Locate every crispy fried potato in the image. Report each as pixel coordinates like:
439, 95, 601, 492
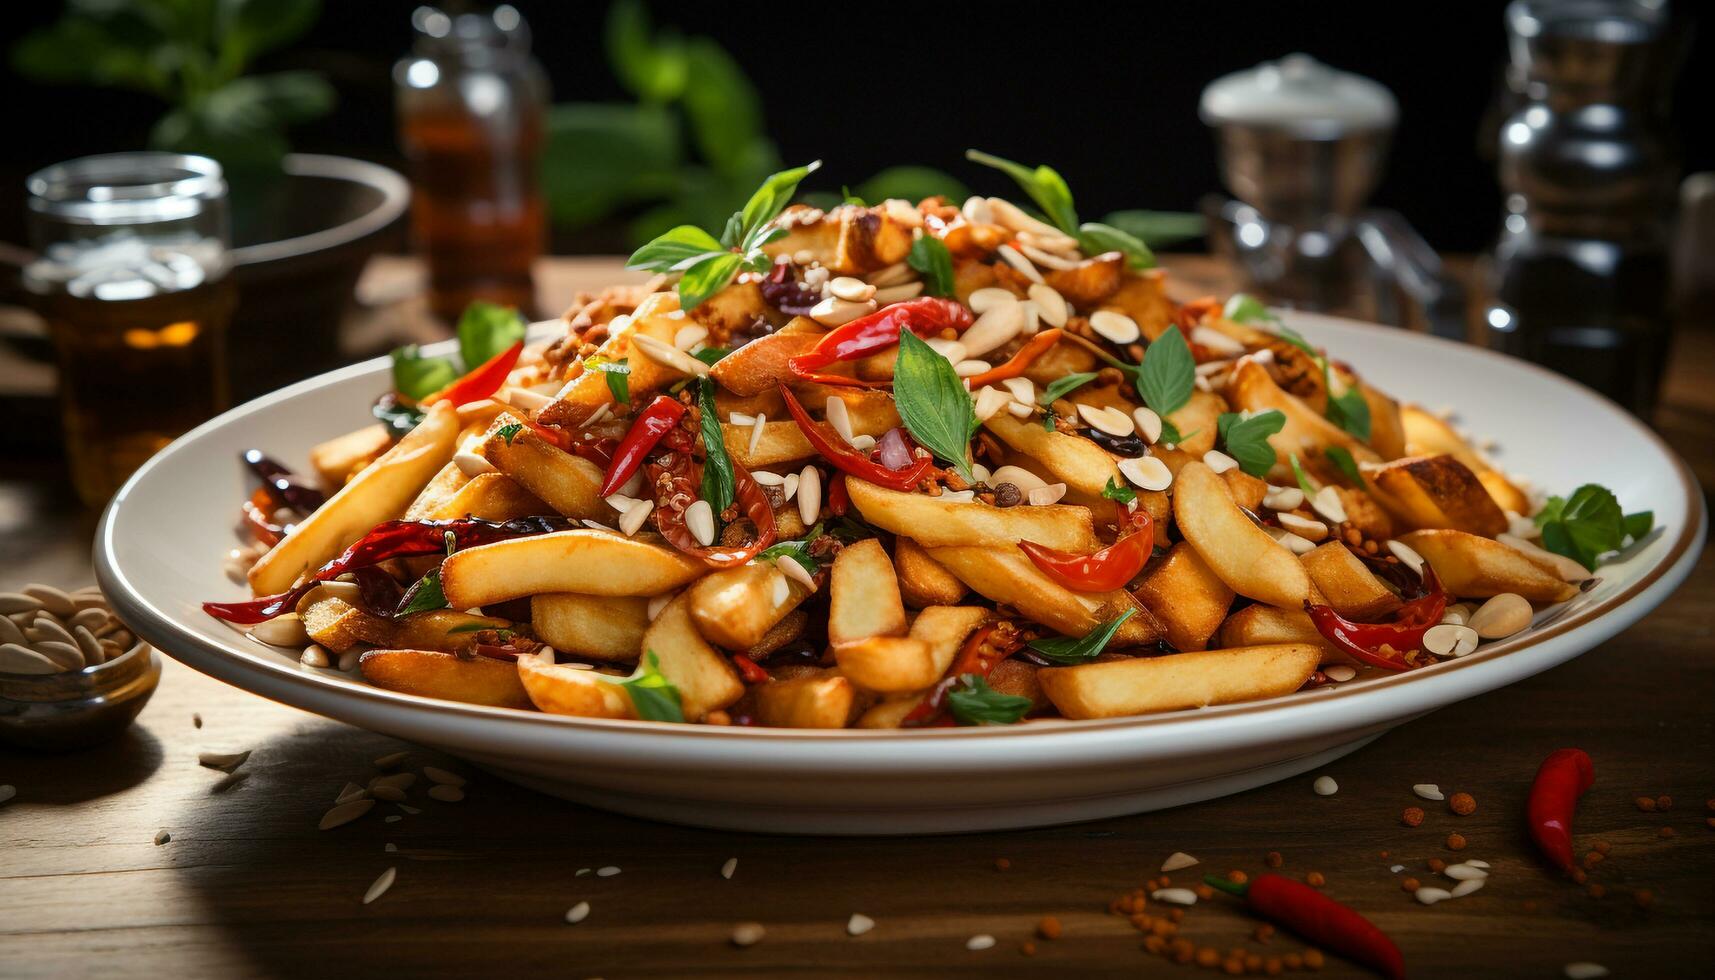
1019, 338, 1101, 386
709, 327, 825, 397
425, 472, 548, 522
908, 605, 994, 677
1367, 455, 1508, 536
1397, 529, 1578, 603
745, 609, 809, 660
893, 537, 967, 607
1336, 485, 1394, 541
359, 649, 532, 708
1103, 269, 1174, 340
1301, 542, 1403, 620
986, 658, 1050, 713
532, 593, 649, 662
689, 562, 813, 650
1359, 381, 1407, 460
516, 654, 634, 718
1400, 405, 1530, 514
981, 412, 1121, 497
835, 636, 939, 693
828, 539, 908, 646
642, 594, 744, 720
1174, 461, 1314, 609
1216, 605, 1345, 664
855, 694, 923, 729
1039, 644, 1321, 719
404, 461, 473, 521
1225, 359, 1380, 481
1133, 542, 1235, 652
847, 478, 1097, 552
309, 423, 393, 488
299, 595, 392, 653
1222, 467, 1269, 513
1166, 388, 1225, 457
537, 293, 686, 422
752, 672, 855, 728
689, 279, 775, 337
1046, 252, 1125, 308
388, 609, 511, 653
440, 530, 706, 607
250, 402, 458, 595
926, 545, 1161, 647
475, 412, 607, 520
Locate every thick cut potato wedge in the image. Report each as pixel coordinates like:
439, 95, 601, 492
708, 327, 825, 396
299, 595, 392, 653
1133, 542, 1235, 652
440, 530, 706, 607
1337, 485, 1395, 541
981, 412, 1120, 497
516, 654, 634, 718
642, 594, 744, 720
1400, 405, 1530, 515
1366, 455, 1508, 536
1217, 605, 1345, 664
752, 672, 855, 728
1165, 388, 1225, 458
1397, 529, 1578, 603
1222, 468, 1269, 513
1359, 382, 1408, 461
828, 539, 908, 646
250, 402, 458, 595
761, 203, 914, 274
404, 461, 473, 521
1173, 461, 1314, 609
745, 609, 808, 660
532, 593, 649, 662
388, 609, 511, 653
1039, 644, 1321, 719
361, 649, 532, 709
1301, 542, 1402, 620
476, 412, 607, 520
835, 636, 939, 694
688, 279, 775, 338
424, 472, 548, 522
908, 605, 994, 679
855, 694, 923, 729
1225, 359, 1380, 482
309, 423, 394, 488
893, 537, 967, 607
926, 545, 1161, 647
1046, 252, 1125, 307
689, 562, 812, 650
1105, 270, 1175, 341
537, 292, 685, 423
847, 478, 1097, 553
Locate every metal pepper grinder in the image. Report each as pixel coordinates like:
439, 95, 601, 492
1200, 55, 1465, 337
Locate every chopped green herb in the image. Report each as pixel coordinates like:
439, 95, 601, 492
615, 651, 684, 722
1027, 610, 1135, 665
698, 378, 735, 516
390, 345, 459, 402
676, 252, 745, 314
372, 399, 425, 438
1217, 410, 1287, 479
1041, 371, 1099, 406
893, 329, 978, 482
496, 423, 523, 446
692, 346, 730, 366
945, 673, 1033, 726
965, 149, 1077, 233
1135, 325, 1195, 418
396, 568, 448, 617
1534, 484, 1650, 571
1325, 445, 1366, 487
1324, 382, 1372, 442
586, 355, 632, 405
907, 234, 955, 297
758, 534, 820, 577
456, 300, 527, 370
1223, 293, 1275, 325
1102, 477, 1137, 505
1289, 453, 1319, 498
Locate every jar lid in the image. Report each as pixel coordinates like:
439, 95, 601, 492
1200, 54, 1398, 136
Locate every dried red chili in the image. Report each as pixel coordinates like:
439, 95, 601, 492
961, 329, 1063, 388
1528, 748, 1594, 874
645, 453, 778, 567
598, 394, 686, 498
731, 654, 770, 685
1019, 507, 1154, 593
826, 472, 850, 516
778, 384, 932, 491
424, 339, 525, 407
786, 297, 972, 386
243, 450, 325, 513
1204, 874, 1403, 980
1305, 565, 1451, 671
902, 622, 1024, 727
240, 487, 286, 546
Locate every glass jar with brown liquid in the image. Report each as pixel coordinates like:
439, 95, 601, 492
23, 153, 235, 507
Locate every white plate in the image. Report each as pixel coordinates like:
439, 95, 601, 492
95, 312, 1705, 835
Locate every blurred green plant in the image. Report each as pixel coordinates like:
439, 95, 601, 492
12, 0, 334, 174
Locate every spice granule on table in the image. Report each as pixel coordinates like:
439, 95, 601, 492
1449, 792, 1477, 816
1402, 807, 1425, 827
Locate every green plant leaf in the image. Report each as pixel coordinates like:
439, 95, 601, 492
391, 345, 459, 401
698, 378, 735, 515
615, 651, 685, 722
372, 398, 424, 438
627, 224, 725, 272
1289, 453, 1319, 498
456, 300, 527, 370
10, 15, 169, 93
945, 674, 1033, 725
544, 102, 682, 228
1101, 477, 1137, 505
1028, 610, 1136, 665
1534, 484, 1629, 570
678, 252, 744, 313
759, 535, 821, 577
964, 149, 1077, 233
906, 235, 955, 298
1217, 410, 1287, 478
682, 37, 772, 179
893, 329, 978, 482
585, 355, 631, 405
1623, 511, 1654, 540
1135, 325, 1195, 416
693, 346, 731, 366
1325, 446, 1366, 487
1041, 371, 1099, 406
1077, 222, 1156, 270
218, 0, 321, 67
603, 0, 687, 102
1101, 210, 1206, 248
396, 568, 448, 616
736, 161, 821, 249
854, 165, 968, 207
1224, 293, 1275, 325
1325, 385, 1372, 442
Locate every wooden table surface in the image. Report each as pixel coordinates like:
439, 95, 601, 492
2, 256, 1711, 979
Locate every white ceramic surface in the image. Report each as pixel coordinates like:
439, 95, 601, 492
95, 312, 1705, 835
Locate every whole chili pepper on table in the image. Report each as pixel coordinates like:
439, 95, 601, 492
1527, 748, 1595, 873
598, 394, 687, 497
1305, 565, 1452, 671
778, 384, 933, 491
786, 297, 973, 386
1204, 874, 1405, 980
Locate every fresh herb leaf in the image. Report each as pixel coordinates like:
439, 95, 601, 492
456, 300, 528, 370
390, 345, 459, 402
1623, 511, 1654, 541
396, 568, 448, 617
1289, 453, 1319, 498
1028, 609, 1136, 665
737, 161, 821, 249
1041, 408, 1056, 431
615, 651, 684, 722
1102, 477, 1137, 505
1273, 323, 1320, 358
692, 346, 730, 366
893, 329, 978, 482
625, 224, 724, 272
1101, 210, 1207, 248
841, 184, 865, 206
1217, 410, 1286, 478
372, 398, 425, 438
945, 673, 1033, 726
1157, 416, 1185, 446
964, 149, 1078, 233
496, 423, 523, 446
1077, 221, 1155, 270
1325, 383, 1372, 442
1041, 371, 1099, 406
1534, 484, 1632, 570
698, 377, 735, 515
585, 355, 631, 405
445, 622, 492, 635
1135, 325, 1195, 417
1223, 293, 1275, 324
907, 235, 955, 297
677, 251, 745, 313
1325, 445, 1366, 487
759, 538, 819, 577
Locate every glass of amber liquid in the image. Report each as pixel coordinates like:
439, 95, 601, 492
23, 153, 235, 507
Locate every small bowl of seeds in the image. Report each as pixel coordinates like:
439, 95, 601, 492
0, 583, 160, 751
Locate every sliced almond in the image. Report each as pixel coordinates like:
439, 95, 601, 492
1310, 486, 1348, 525
973, 386, 1011, 422
1028, 283, 1069, 327
1468, 593, 1531, 639
966, 287, 1018, 314
1027, 483, 1068, 506
1276, 513, 1329, 542
1386, 539, 1425, 575
872, 281, 925, 305
990, 465, 1048, 494
1119, 456, 1172, 492
829, 277, 876, 303
673, 324, 709, 351
954, 359, 992, 377
1076, 403, 1135, 437
619, 499, 654, 537
1088, 310, 1141, 345
1263, 486, 1306, 512
960, 303, 1025, 358
995, 244, 1044, 284
1202, 450, 1239, 474
631, 333, 712, 378
1423, 623, 1479, 658
1000, 377, 1035, 405
1191, 326, 1246, 356
1133, 407, 1163, 444
685, 500, 717, 547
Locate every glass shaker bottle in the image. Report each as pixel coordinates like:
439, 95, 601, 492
395, 4, 548, 322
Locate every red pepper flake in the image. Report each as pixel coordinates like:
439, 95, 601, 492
1446, 833, 1468, 851
1449, 792, 1477, 816
1226, 870, 1249, 885
1427, 858, 1447, 874
1401, 807, 1425, 827
1195, 947, 1220, 968
1571, 867, 1588, 884
1636, 795, 1658, 811
1401, 877, 1421, 892
1658, 826, 1676, 838
1265, 851, 1284, 868
1036, 916, 1062, 940
1583, 851, 1605, 869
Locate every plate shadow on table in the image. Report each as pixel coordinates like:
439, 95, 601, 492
0, 727, 162, 805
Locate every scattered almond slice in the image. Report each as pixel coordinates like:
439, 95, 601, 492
1160, 852, 1199, 873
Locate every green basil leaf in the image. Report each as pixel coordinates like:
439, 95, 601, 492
396, 568, 449, 617
841, 184, 866, 206
587, 356, 632, 405
1218, 410, 1286, 478
945, 673, 1033, 726
1077, 221, 1155, 269
1041, 371, 1099, 406
698, 377, 735, 515
456, 300, 527, 370
893, 329, 977, 482
1325, 385, 1372, 442
964, 149, 1078, 234
693, 346, 731, 366
1157, 417, 1184, 447
1028, 609, 1136, 665
390, 345, 460, 401
738, 161, 821, 249
626, 224, 725, 272
445, 622, 493, 635
496, 423, 523, 446
1535, 484, 1631, 571
1623, 511, 1654, 541
907, 235, 955, 298
1223, 294, 1276, 325
372, 398, 425, 438
1325, 445, 1366, 487
1135, 325, 1195, 417
615, 651, 685, 722
1289, 453, 1319, 498
1100, 210, 1206, 248
677, 252, 744, 313
1041, 408, 1056, 431
1102, 477, 1137, 505
603, 0, 688, 102
758, 539, 819, 577
1272, 324, 1321, 358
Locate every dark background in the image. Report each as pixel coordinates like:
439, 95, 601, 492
1, 1, 1709, 253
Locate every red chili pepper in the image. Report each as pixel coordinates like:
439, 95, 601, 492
424, 339, 525, 407
827, 472, 849, 516
778, 384, 932, 491
1205, 874, 1404, 980
731, 654, 771, 685
1305, 565, 1450, 671
645, 453, 778, 567
241, 487, 286, 546
1019, 508, 1154, 593
1528, 748, 1594, 873
598, 395, 686, 498
961, 329, 1063, 388
786, 297, 973, 385
903, 622, 1024, 727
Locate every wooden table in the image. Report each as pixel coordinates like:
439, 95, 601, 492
2, 257, 1711, 979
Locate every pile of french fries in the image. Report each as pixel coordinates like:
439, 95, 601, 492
221, 187, 1597, 730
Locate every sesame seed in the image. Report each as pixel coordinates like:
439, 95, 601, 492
720, 857, 737, 880
198, 750, 250, 772
731, 922, 766, 947
1450, 878, 1486, 897
1312, 775, 1338, 796
384, 815, 402, 824
847, 913, 875, 936
1413, 784, 1446, 801
335, 782, 368, 805
596, 866, 621, 877
362, 867, 397, 905
422, 766, 465, 787
1414, 886, 1453, 905
320, 799, 375, 830
965, 934, 997, 951
1161, 852, 1199, 873
1390, 865, 1405, 873
153, 829, 171, 846
565, 901, 591, 924
576, 868, 591, 876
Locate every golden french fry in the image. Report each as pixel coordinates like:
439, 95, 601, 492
846, 478, 1097, 552
1300, 542, 1402, 620
925, 545, 1161, 647
642, 594, 744, 720
893, 537, 967, 608
752, 672, 855, 728
908, 605, 994, 678
404, 461, 473, 521
688, 562, 812, 650
835, 636, 940, 694
687, 279, 775, 337
532, 593, 649, 662
1045, 252, 1125, 307
388, 609, 511, 653
1400, 405, 1531, 515
709, 325, 826, 397
1217, 605, 1345, 664
476, 412, 607, 520
981, 412, 1121, 497
828, 538, 908, 647
309, 423, 393, 488
1165, 388, 1224, 458
1039, 644, 1321, 719
1397, 529, 1578, 603
299, 595, 392, 653
1367, 454, 1508, 536
516, 654, 634, 718
1173, 460, 1314, 609
1133, 542, 1234, 652
425, 473, 548, 522
760, 203, 914, 274
250, 402, 458, 595
360, 648, 532, 709
440, 530, 706, 607
855, 694, 921, 729
1103, 270, 1176, 342
537, 292, 686, 422
1225, 359, 1380, 481
1222, 467, 1269, 513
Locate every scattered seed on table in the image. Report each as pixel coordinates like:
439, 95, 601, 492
362, 867, 396, 905
1447, 833, 1468, 851
1658, 826, 1676, 838
335, 782, 368, 804
1656, 795, 1673, 810
320, 799, 375, 830
1564, 963, 1610, 979
1587, 883, 1606, 899
370, 785, 407, 803
384, 815, 402, 824
1401, 877, 1421, 892
596, 866, 620, 877
373, 751, 408, 770
576, 868, 591, 877
397, 804, 421, 815
720, 857, 737, 880
384, 843, 397, 853
192, 714, 202, 729
1037, 915, 1062, 940
994, 857, 1011, 870
427, 784, 464, 803
1305, 871, 1325, 888
153, 829, 170, 846
0, 785, 14, 805
1265, 851, 1284, 868
1390, 864, 1405, 873
1446, 864, 1488, 881
1413, 783, 1445, 801
1402, 807, 1426, 827
1152, 888, 1198, 906
1427, 858, 1447, 874
1450, 878, 1485, 898
423, 766, 465, 787
1415, 886, 1453, 905
1635, 796, 1657, 811
198, 750, 250, 771
1466, 859, 1490, 868
731, 922, 765, 947
1312, 776, 1338, 796
565, 901, 590, 924
1634, 889, 1654, 908
1449, 792, 1477, 815
965, 934, 996, 951
1161, 851, 1198, 872
847, 913, 875, 936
